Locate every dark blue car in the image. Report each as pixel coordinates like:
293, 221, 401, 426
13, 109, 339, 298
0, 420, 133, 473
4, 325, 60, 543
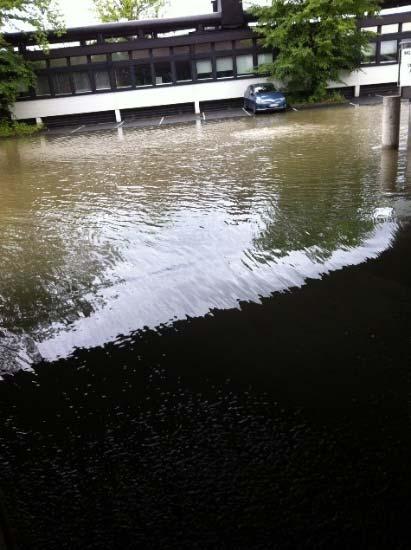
244, 83, 287, 114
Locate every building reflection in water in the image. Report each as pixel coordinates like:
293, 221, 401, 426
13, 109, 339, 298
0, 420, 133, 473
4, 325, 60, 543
0, 105, 409, 366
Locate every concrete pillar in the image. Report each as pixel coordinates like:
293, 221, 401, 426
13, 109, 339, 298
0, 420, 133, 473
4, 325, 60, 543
35, 117, 43, 127
382, 96, 401, 150
354, 85, 361, 98
194, 100, 201, 115
380, 149, 398, 192
115, 109, 122, 123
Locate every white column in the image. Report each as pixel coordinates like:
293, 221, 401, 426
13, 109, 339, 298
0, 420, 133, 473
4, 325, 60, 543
36, 117, 43, 126
354, 85, 361, 98
115, 109, 122, 123
194, 100, 201, 115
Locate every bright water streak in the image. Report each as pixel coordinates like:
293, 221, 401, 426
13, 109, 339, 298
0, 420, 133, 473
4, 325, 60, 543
0, 105, 410, 367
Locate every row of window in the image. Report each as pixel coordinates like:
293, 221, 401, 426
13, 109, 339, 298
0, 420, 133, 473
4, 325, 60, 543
23, 18, 410, 52
362, 39, 398, 64
29, 39, 259, 70
27, 21, 411, 72
361, 22, 411, 35
25, 53, 273, 98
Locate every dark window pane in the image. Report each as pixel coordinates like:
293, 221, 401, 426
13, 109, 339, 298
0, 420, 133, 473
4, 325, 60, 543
215, 41, 232, 51
380, 40, 397, 63
134, 64, 152, 86
49, 58, 67, 67
362, 43, 376, 64
31, 60, 47, 70
73, 72, 92, 93
154, 62, 172, 84
195, 43, 211, 54
216, 57, 233, 78
35, 75, 51, 96
153, 47, 170, 57
71, 56, 88, 66
52, 73, 72, 95
91, 54, 107, 63
112, 51, 129, 61
196, 59, 212, 79
235, 39, 253, 49
17, 81, 31, 98
132, 49, 150, 59
236, 54, 254, 75
174, 46, 190, 55
115, 66, 132, 87
175, 60, 192, 81
95, 70, 111, 90
258, 53, 273, 66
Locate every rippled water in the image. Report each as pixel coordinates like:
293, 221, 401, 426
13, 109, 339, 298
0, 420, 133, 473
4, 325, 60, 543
1, 105, 410, 370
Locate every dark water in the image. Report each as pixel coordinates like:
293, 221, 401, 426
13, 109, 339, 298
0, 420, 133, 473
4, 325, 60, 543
1, 106, 411, 548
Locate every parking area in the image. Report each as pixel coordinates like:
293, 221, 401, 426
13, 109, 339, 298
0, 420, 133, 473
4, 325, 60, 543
43, 107, 262, 135
40, 97, 387, 136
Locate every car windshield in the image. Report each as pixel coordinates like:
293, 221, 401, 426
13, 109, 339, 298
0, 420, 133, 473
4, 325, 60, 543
254, 85, 277, 94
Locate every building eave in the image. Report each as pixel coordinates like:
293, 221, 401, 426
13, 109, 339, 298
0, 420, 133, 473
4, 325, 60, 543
4, 12, 224, 46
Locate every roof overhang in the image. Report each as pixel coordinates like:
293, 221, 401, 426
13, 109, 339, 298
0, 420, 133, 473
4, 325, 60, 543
4, 12, 223, 46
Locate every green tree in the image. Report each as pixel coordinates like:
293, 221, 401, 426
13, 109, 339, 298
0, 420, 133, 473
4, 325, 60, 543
0, 0, 63, 119
251, 0, 381, 101
93, 0, 166, 22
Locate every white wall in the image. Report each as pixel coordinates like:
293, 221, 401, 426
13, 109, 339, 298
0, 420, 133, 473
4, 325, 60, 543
329, 64, 399, 89
12, 77, 267, 120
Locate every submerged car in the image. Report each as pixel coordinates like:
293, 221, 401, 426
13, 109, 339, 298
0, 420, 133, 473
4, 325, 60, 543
244, 84, 287, 114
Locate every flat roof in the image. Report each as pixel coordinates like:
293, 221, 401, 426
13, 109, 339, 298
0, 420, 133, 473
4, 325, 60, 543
4, 12, 225, 45
4, 0, 411, 46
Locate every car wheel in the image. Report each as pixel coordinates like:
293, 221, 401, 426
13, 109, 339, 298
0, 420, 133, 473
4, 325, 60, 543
252, 104, 257, 115
243, 99, 248, 110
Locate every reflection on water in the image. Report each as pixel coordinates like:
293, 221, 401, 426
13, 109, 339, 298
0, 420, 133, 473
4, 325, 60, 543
0, 105, 410, 369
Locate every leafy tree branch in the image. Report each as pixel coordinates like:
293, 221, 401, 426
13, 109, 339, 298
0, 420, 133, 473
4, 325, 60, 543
93, 0, 166, 22
250, 0, 381, 101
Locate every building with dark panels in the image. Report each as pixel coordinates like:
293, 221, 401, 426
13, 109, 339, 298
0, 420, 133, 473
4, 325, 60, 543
5, 0, 411, 125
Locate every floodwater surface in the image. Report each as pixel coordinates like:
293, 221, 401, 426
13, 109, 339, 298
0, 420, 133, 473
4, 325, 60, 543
1, 105, 411, 549
0, 105, 410, 370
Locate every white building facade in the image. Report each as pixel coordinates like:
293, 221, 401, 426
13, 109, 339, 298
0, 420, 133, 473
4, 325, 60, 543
5, 0, 411, 126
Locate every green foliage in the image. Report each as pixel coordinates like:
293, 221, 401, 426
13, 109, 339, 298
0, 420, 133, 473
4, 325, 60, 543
287, 90, 347, 105
0, 47, 34, 115
251, 0, 381, 101
0, 120, 43, 138
0, 0, 63, 118
93, 0, 166, 22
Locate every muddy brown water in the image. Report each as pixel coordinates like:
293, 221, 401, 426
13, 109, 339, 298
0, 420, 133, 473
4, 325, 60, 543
1, 105, 411, 549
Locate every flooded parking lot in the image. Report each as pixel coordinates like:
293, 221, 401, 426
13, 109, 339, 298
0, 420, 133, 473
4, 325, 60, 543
1, 105, 411, 548
1, 105, 409, 368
